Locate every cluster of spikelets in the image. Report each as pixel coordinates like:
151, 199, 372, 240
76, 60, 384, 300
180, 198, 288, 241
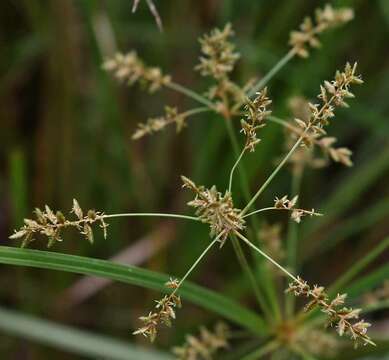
132, 106, 186, 140
298, 62, 363, 135
9, 199, 108, 248
273, 195, 321, 224
289, 4, 354, 57
133, 278, 181, 342
181, 176, 245, 246
172, 323, 230, 360
195, 23, 240, 80
287, 277, 373, 347
102, 51, 171, 93
240, 88, 272, 152
285, 96, 353, 170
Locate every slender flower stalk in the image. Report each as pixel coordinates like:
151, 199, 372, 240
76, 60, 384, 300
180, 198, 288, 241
228, 147, 246, 193
9, 200, 199, 248
241, 129, 308, 216
133, 233, 223, 341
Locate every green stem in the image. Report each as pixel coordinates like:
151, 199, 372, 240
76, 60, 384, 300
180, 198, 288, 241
181, 106, 212, 118
172, 234, 222, 295
248, 49, 296, 97
103, 212, 199, 222
229, 147, 246, 193
235, 231, 299, 283
362, 299, 389, 314
241, 129, 307, 216
231, 235, 273, 320
241, 340, 279, 360
285, 170, 303, 318
166, 81, 216, 109
224, 117, 281, 321
267, 115, 296, 131
224, 118, 251, 201
242, 207, 277, 218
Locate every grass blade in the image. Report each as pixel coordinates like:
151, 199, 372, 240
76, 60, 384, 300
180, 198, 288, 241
0, 306, 171, 360
329, 236, 389, 295
0, 246, 266, 335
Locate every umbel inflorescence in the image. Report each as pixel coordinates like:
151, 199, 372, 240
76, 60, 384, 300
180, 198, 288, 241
10, 3, 376, 357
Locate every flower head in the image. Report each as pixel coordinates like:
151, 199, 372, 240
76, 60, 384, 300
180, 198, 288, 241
9, 199, 108, 248
195, 23, 240, 80
289, 4, 354, 58
103, 51, 171, 93
181, 176, 245, 246
240, 88, 272, 152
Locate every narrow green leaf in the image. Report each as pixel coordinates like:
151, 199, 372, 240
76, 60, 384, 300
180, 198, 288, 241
329, 236, 389, 295
0, 246, 266, 335
345, 263, 389, 299
0, 306, 171, 360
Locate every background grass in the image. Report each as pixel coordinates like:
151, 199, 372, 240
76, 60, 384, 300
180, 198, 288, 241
0, 0, 388, 358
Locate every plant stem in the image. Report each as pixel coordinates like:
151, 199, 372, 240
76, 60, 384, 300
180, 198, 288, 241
166, 81, 217, 109
285, 170, 303, 318
181, 106, 212, 118
248, 49, 296, 97
103, 212, 199, 222
267, 115, 296, 131
241, 340, 279, 360
224, 116, 281, 321
235, 231, 299, 283
228, 147, 246, 193
231, 235, 273, 320
242, 207, 277, 218
241, 128, 308, 216
224, 118, 251, 200
172, 233, 223, 296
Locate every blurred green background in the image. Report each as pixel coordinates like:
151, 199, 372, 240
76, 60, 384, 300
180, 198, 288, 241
0, 0, 388, 358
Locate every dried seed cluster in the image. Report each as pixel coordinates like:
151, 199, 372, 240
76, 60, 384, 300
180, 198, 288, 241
103, 51, 171, 93
181, 176, 245, 246
289, 4, 354, 58
132, 106, 186, 140
172, 322, 230, 360
9, 199, 108, 248
298, 62, 363, 135
133, 278, 181, 342
240, 88, 272, 152
287, 277, 373, 346
274, 195, 320, 223
195, 23, 240, 80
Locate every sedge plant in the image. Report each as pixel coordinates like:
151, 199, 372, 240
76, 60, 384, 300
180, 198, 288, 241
8, 3, 388, 359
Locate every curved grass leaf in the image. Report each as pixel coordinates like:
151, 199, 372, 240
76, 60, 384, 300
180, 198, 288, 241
345, 263, 389, 299
0, 306, 171, 360
0, 246, 266, 335
329, 236, 389, 295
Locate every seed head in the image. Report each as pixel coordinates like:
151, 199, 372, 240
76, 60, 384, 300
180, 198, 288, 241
195, 23, 240, 80
289, 4, 354, 58
9, 199, 108, 248
133, 279, 182, 342
103, 51, 171, 93
132, 106, 186, 140
181, 176, 245, 246
172, 322, 230, 359
286, 277, 374, 347
240, 88, 272, 152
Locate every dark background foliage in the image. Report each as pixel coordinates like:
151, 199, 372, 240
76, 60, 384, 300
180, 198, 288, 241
0, 0, 388, 358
